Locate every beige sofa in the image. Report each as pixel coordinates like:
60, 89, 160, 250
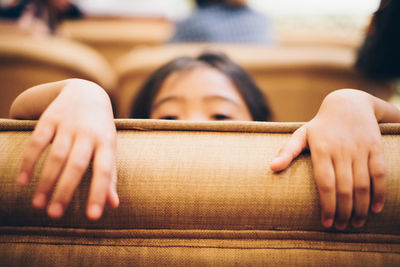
0, 119, 399, 266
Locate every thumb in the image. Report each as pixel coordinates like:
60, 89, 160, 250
270, 125, 308, 172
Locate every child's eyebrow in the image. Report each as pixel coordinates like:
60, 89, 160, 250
152, 96, 184, 110
203, 95, 241, 108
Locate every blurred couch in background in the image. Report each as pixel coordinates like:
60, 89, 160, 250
0, 34, 116, 118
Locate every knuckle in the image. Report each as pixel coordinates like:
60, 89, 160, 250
100, 131, 116, 146
333, 143, 352, 158
49, 150, 67, 164
40, 113, 58, 125
97, 166, 112, 180
75, 124, 93, 136
371, 167, 386, 180
355, 183, 370, 196
369, 139, 382, 150
70, 160, 88, 173
313, 141, 331, 155
29, 137, 46, 149
337, 187, 352, 200
318, 182, 334, 194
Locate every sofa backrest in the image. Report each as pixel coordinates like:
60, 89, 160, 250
1, 119, 399, 266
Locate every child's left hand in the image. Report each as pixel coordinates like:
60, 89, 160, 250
270, 89, 394, 230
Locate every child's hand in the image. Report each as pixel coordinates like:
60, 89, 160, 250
270, 89, 389, 230
16, 79, 119, 220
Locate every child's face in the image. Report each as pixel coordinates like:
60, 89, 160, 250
150, 66, 253, 121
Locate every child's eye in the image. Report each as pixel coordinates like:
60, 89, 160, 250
213, 114, 231, 120
160, 116, 178, 120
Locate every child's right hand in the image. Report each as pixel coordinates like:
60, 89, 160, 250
270, 89, 400, 230
14, 79, 119, 220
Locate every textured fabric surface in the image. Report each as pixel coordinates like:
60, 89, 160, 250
1, 242, 399, 267
1, 119, 400, 266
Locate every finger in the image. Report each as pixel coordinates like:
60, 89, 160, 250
351, 156, 370, 228
369, 146, 386, 213
106, 166, 119, 208
47, 136, 94, 219
310, 150, 336, 228
270, 126, 307, 172
32, 128, 74, 209
87, 144, 114, 220
17, 120, 56, 186
333, 156, 353, 230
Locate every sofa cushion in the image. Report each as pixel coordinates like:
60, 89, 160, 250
1, 119, 399, 266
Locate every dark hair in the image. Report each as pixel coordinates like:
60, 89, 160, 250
131, 52, 272, 121
355, 0, 400, 79
195, 0, 247, 8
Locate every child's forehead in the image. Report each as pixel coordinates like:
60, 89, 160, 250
153, 65, 244, 107
162, 66, 235, 93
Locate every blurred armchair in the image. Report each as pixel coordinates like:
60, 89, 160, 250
0, 34, 116, 118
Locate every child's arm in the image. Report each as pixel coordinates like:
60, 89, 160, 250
10, 79, 119, 221
270, 89, 400, 230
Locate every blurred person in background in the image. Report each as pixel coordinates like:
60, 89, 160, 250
355, 0, 400, 80
0, 0, 27, 19
0, 0, 82, 35
170, 0, 275, 44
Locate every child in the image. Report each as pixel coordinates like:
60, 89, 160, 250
10, 52, 400, 230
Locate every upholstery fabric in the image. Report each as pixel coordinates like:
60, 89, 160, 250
0, 119, 399, 266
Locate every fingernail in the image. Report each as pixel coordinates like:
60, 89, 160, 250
335, 222, 347, 231
372, 202, 384, 213
113, 191, 120, 208
17, 172, 29, 186
32, 193, 47, 209
47, 202, 64, 219
322, 218, 334, 228
88, 204, 102, 220
352, 218, 366, 228
271, 157, 281, 164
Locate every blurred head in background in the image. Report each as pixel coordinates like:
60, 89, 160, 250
195, 0, 247, 8
171, 0, 274, 44
0, 0, 82, 35
131, 52, 271, 122
355, 0, 400, 80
